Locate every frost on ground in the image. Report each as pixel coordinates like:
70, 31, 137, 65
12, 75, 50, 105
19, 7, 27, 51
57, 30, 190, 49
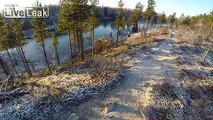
0, 29, 212, 120
63, 30, 212, 120
0, 56, 123, 120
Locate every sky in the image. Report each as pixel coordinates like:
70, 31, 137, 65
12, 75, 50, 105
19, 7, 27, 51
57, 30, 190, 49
0, 0, 212, 17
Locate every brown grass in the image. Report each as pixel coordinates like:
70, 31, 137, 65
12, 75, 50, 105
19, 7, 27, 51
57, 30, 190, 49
104, 45, 129, 57
125, 35, 144, 46
104, 28, 169, 57
147, 28, 169, 36
94, 38, 111, 54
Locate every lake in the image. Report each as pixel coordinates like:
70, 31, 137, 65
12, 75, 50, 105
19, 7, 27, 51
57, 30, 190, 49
19, 21, 157, 65
23, 20, 118, 64
0, 20, 160, 74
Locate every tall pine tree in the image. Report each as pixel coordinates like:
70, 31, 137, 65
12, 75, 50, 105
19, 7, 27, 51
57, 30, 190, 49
57, 0, 89, 61
128, 2, 143, 33
157, 12, 166, 27
88, 0, 99, 57
0, 18, 19, 77
32, 1, 50, 68
168, 13, 176, 29
114, 0, 126, 46
144, 0, 156, 41
10, 19, 32, 76
0, 14, 10, 76
57, 0, 75, 61
150, 15, 155, 26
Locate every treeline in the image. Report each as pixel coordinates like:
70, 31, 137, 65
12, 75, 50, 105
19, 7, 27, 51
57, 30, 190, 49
165, 12, 213, 38
21, 4, 131, 30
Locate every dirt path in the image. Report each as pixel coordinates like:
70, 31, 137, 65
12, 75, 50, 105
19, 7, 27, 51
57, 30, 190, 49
67, 35, 184, 120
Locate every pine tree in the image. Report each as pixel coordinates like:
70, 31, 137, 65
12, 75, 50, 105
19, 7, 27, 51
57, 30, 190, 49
114, 0, 126, 47
128, 11, 138, 32
135, 2, 143, 19
57, 0, 89, 61
52, 32, 60, 65
88, 0, 99, 57
180, 13, 185, 20
10, 19, 32, 76
57, 0, 75, 60
0, 17, 20, 77
128, 2, 143, 33
75, 0, 90, 61
144, 0, 156, 41
150, 15, 155, 26
182, 16, 191, 26
0, 14, 10, 75
32, 1, 50, 68
157, 12, 166, 27
168, 13, 176, 29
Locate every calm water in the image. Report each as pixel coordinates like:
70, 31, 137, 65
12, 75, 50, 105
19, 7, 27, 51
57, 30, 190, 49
23, 20, 117, 63
23, 21, 158, 64
0, 21, 161, 73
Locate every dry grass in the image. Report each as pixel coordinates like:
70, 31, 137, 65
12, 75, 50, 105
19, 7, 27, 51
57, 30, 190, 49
104, 45, 129, 57
21, 55, 121, 98
125, 34, 144, 46
94, 37, 111, 54
147, 28, 169, 36
104, 28, 169, 58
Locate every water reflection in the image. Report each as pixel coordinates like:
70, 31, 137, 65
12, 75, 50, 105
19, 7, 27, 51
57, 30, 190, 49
23, 20, 116, 63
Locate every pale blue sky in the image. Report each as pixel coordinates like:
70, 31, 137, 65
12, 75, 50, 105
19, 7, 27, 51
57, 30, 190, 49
0, 0, 212, 17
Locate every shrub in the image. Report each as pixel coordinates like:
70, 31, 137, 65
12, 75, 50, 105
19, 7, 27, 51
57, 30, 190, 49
94, 38, 111, 53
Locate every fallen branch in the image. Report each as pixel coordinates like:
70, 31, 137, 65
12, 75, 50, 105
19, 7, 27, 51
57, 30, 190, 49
0, 72, 12, 92
0, 88, 27, 101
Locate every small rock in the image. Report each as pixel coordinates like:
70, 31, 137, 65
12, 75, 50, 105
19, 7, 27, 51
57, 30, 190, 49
68, 113, 79, 120
104, 102, 116, 114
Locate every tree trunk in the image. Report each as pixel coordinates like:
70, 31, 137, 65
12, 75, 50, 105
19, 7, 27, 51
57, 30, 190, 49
16, 48, 31, 76
41, 41, 50, 68
55, 47, 60, 65
116, 26, 119, 47
144, 19, 149, 42
92, 28, 95, 58
170, 23, 174, 29
136, 23, 139, 33
80, 31, 84, 61
0, 55, 10, 75
73, 32, 78, 58
20, 46, 32, 76
68, 32, 73, 62
6, 49, 19, 77
77, 30, 81, 62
